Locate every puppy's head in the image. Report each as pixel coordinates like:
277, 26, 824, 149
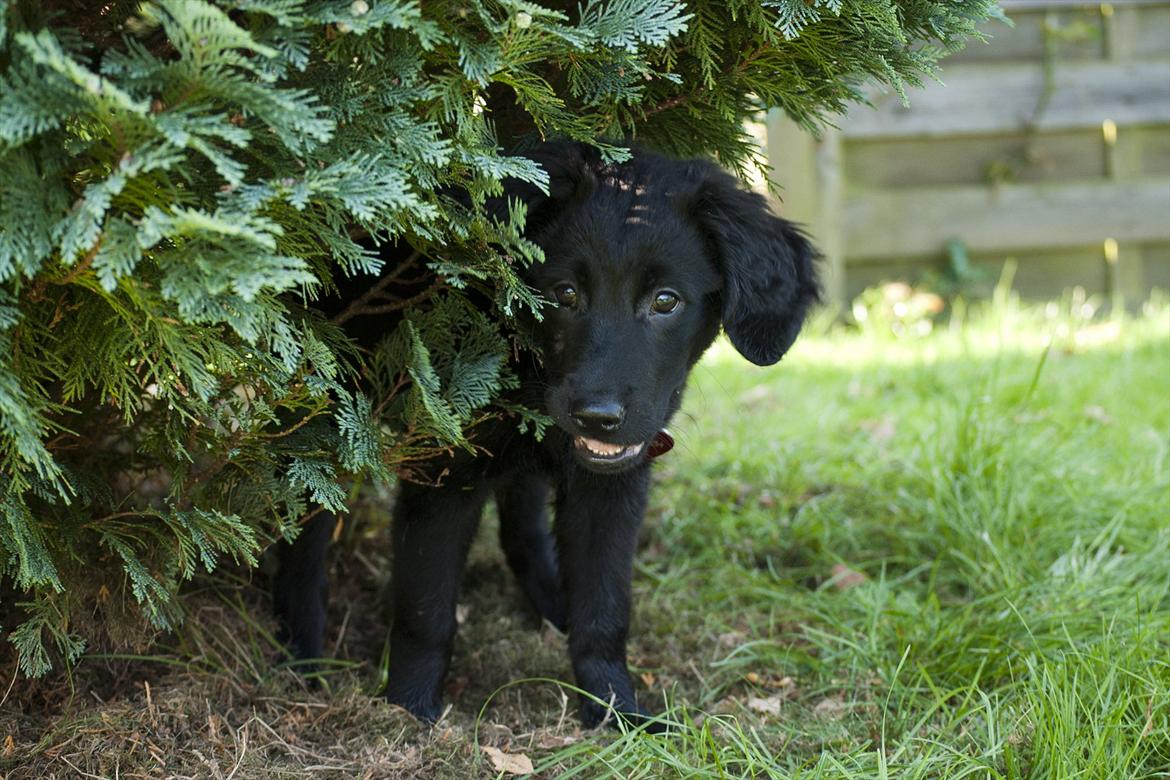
505, 143, 820, 473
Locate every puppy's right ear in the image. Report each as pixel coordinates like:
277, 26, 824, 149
487, 141, 597, 235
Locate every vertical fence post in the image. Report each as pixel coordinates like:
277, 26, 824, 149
765, 111, 846, 313
1101, 2, 1147, 310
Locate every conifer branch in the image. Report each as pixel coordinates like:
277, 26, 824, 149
331, 251, 423, 325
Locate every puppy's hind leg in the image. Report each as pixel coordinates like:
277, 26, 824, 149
496, 473, 567, 632
273, 510, 336, 667
384, 482, 488, 722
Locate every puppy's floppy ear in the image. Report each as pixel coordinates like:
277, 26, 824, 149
488, 141, 598, 236
694, 166, 821, 366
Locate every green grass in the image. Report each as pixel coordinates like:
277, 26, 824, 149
5, 288, 1168, 779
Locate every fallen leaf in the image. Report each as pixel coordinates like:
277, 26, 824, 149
709, 697, 738, 715
859, 417, 896, 445
747, 696, 782, 716
830, 563, 867, 590
738, 385, 770, 405
881, 281, 913, 302
480, 723, 514, 743
717, 630, 747, 648
1083, 405, 1112, 424
813, 697, 847, 720
535, 731, 581, 749
3, 735, 14, 757
746, 672, 795, 691
482, 745, 534, 776
640, 672, 656, 687
445, 674, 469, 701
918, 291, 945, 314
1075, 321, 1120, 349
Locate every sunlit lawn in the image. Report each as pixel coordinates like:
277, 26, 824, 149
557, 288, 1170, 777
7, 286, 1168, 779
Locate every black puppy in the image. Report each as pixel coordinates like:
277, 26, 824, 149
274, 142, 819, 728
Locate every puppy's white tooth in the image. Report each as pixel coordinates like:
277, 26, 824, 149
582, 437, 613, 455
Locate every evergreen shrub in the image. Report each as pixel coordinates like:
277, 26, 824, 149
0, 0, 998, 676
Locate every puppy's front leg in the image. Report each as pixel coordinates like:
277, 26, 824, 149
384, 481, 487, 722
273, 510, 336, 665
555, 465, 654, 729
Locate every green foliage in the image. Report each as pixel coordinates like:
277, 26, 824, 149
0, 0, 998, 675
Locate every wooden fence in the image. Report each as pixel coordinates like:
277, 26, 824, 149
764, 0, 1170, 308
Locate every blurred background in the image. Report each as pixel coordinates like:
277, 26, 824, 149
762, 0, 1170, 317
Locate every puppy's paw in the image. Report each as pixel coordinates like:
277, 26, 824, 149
273, 620, 325, 679
384, 683, 444, 724
513, 548, 567, 631
580, 694, 664, 733
532, 587, 568, 633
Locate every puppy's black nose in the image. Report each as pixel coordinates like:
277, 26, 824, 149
570, 400, 625, 433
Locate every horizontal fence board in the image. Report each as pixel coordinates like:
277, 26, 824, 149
844, 250, 1114, 301
999, 0, 1164, 9
948, 8, 1104, 63
848, 60, 1170, 139
766, 0, 1170, 306
844, 179, 1170, 259
1112, 4, 1170, 58
844, 243, 1169, 302
844, 129, 1105, 188
1119, 125, 1170, 176
1145, 244, 1170, 290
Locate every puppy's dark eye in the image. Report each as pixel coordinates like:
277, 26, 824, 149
554, 284, 579, 309
650, 291, 680, 314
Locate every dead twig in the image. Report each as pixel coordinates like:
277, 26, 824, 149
331, 251, 425, 325
333, 278, 445, 324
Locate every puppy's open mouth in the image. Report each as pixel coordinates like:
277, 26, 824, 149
573, 436, 645, 467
